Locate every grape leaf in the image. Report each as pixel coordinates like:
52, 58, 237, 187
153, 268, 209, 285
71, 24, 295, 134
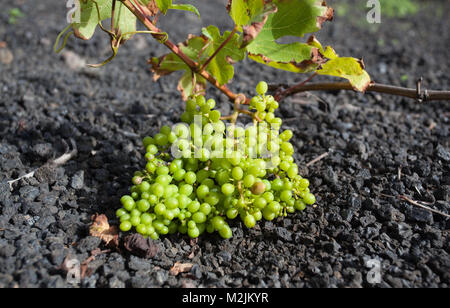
72, 0, 113, 40
201, 25, 245, 85
150, 36, 208, 99
317, 58, 371, 92
226, 0, 277, 46
246, 0, 333, 72
155, 0, 200, 17
71, 0, 137, 41
113, 1, 137, 41
150, 26, 245, 98
227, 0, 265, 29
307, 36, 371, 92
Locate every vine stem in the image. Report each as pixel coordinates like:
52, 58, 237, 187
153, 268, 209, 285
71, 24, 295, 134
274, 81, 450, 102
120, 0, 240, 101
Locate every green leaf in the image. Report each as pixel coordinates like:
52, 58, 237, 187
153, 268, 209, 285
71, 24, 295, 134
246, 0, 333, 72
170, 4, 200, 18
155, 0, 200, 17
307, 36, 371, 91
155, 0, 171, 14
72, 0, 113, 40
113, 1, 137, 40
227, 0, 265, 29
150, 36, 209, 99
201, 25, 246, 85
317, 57, 371, 92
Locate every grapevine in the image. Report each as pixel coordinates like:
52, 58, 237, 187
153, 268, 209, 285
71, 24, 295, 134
55, 0, 450, 240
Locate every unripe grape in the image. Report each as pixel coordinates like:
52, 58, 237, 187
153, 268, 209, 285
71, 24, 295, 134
256, 81, 268, 95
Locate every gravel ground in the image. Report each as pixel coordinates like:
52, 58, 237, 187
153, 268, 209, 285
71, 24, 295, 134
0, 0, 449, 288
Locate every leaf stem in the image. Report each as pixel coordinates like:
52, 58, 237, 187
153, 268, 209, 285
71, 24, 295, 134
200, 25, 239, 72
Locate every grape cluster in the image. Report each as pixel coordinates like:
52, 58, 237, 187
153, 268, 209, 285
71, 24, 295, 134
116, 82, 316, 239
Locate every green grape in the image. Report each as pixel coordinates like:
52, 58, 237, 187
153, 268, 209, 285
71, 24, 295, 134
116, 208, 127, 217
262, 208, 276, 221
207, 99, 216, 110
173, 169, 186, 181
219, 225, 232, 239
148, 194, 158, 205
243, 174, 256, 188
294, 200, 306, 211
121, 196, 135, 211
179, 184, 193, 196
188, 220, 197, 229
243, 214, 256, 228
253, 210, 263, 221
226, 208, 239, 219
221, 183, 235, 196
280, 190, 293, 202
145, 153, 155, 162
187, 200, 201, 213
154, 133, 168, 146
146, 162, 156, 173
254, 197, 267, 209
146, 144, 158, 155
136, 224, 147, 235
299, 178, 309, 189
130, 216, 141, 227
196, 185, 209, 199
120, 221, 132, 232
130, 208, 142, 217
157, 166, 170, 176
143, 136, 154, 148
140, 213, 153, 225
149, 232, 159, 240
188, 227, 200, 238
199, 203, 212, 215
152, 183, 165, 197
136, 199, 150, 212
256, 81, 268, 95
209, 110, 221, 122
267, 201, 281, 214
156, 175, 172, 186
120, 214, 131, 222
166, 197, 179, 210
303, 193, 316, 205
271, 179, 283, 191
154, 203, 166, 216
216, 170, 230, 186
287, 165, 298, 179
184, 171, 197, 184
231, 167, 244, 180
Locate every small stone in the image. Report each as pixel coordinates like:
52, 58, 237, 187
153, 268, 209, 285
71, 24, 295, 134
0, 47, 13, 64
276, 227, 292, 242
436, 145, 450, 162
32, 143, 53, 159
19, 186, 40, 202
407, 208, 433, 224
70, 171, 84, 190
77, 236, 101, 252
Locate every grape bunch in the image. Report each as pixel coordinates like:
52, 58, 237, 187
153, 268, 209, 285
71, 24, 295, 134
116, 82, 316, 239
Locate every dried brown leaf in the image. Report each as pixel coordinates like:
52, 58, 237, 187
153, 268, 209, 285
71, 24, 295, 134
89, 214, 119, 248
170, 262, 194, 276
317, 1, 334, 28
123, 233, 159, 259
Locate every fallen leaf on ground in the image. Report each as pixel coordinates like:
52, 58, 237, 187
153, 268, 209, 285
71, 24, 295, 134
123, 233, 159, 259
89, 214, 119, 248
170, 262, 194, 276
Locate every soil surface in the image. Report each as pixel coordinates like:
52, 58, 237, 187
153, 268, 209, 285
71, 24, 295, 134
0, 0, 449, 288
